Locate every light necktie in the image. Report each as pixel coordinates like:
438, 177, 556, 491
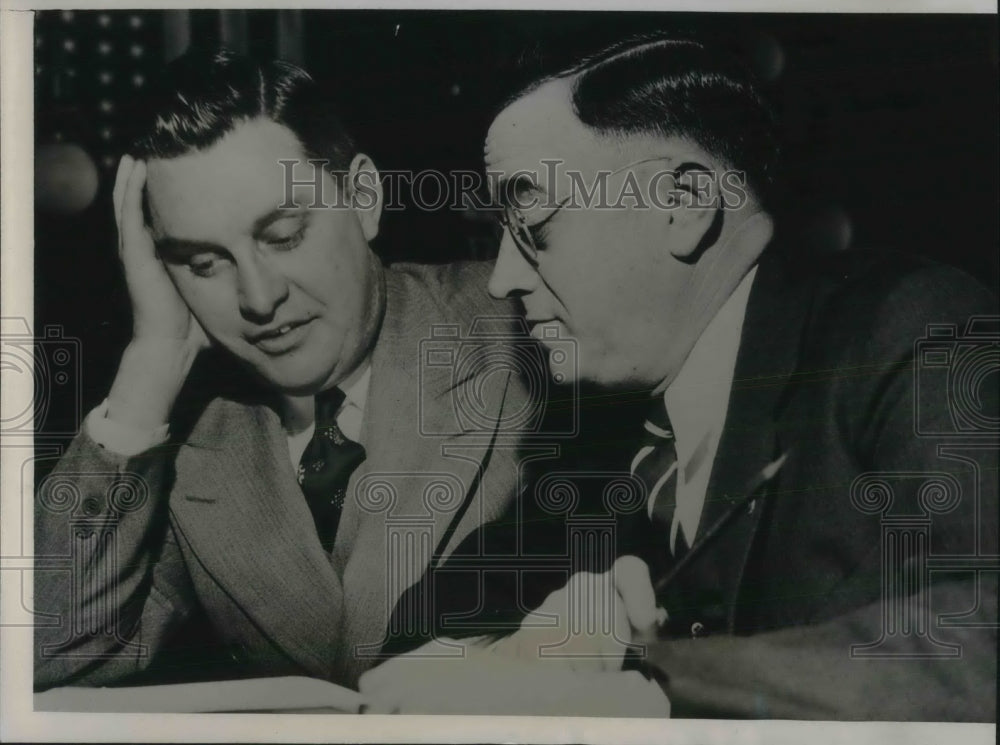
630, 399, 689, 571
297, 387, 366, 553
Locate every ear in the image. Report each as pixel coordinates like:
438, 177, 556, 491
664, 161, 722, 261
346, 152, 383, 242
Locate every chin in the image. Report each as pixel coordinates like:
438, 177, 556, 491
579, 365, 651, 393
255, 358, 337, 395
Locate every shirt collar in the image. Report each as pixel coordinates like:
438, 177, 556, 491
280, 357, 372, 435
339, 358, 371, 414
663, 264, 758, 462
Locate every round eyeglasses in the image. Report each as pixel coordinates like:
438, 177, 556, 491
495, 155, 698, 265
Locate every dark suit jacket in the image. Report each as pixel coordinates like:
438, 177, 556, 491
388, 247, 998, 720
34, 261, 531, 691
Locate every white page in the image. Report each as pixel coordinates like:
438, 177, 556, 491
34, 676, 365, 714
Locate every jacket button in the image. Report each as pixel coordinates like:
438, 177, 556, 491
690, 621, 705, 638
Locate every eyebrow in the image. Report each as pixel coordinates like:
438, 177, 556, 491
154, 236, 225, 259
153, 208, 308, 258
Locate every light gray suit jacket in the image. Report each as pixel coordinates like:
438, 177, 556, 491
35, 261, 530, 690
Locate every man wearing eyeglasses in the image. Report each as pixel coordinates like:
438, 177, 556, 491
363, 35, 997, 719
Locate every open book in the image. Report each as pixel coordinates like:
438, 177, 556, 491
35, 668, 671, 716
34, 676, 365, 714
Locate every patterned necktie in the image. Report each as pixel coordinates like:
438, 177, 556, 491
296, 387, 366, 553
630, 398, 689, 573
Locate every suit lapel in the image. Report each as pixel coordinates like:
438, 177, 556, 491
167, 267, 517, 682
689, 248, 818, 628
332, 269, 512, 667
169, 398, 342, 679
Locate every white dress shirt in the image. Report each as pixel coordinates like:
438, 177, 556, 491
87, 361, 372, 465
657, 265, 758, 552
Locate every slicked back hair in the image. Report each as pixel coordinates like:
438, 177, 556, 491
511, 35, 779, 209
130, 47, 356, 177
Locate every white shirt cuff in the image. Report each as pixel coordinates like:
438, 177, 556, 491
85, 399, 170, 456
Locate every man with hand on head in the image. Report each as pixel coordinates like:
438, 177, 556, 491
34, 48, 530, 692
364, 35, 997, 719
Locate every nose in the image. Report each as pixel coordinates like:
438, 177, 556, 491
237, 250, 289, 323
487, 229, 539, 299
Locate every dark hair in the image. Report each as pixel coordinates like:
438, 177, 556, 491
130, 47, 356, 174
513, 34, 779, 208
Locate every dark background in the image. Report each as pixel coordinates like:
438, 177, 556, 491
32, 10, 999, 441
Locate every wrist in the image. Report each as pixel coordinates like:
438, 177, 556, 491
87, 399, 170, 455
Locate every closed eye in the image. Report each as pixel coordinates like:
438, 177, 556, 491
262, 225, 306, 251
526, 221, 551, 251
258, 215, 308, 252
523, 204, 565, 250
188, 252, 229, 278
154, 237, 232, 278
